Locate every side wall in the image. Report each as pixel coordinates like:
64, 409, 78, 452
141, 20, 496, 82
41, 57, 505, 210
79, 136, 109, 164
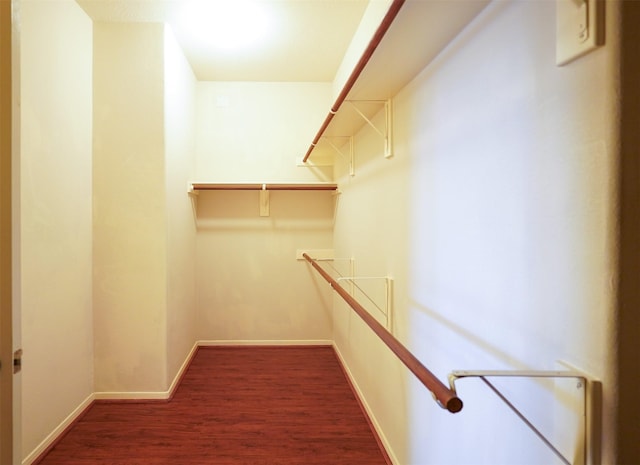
194, 82, 334, 343
18, 0, 94, 459
164, 26, 198, 384
93, 22, 168, 394
195, 82, 333, 183
333, 2, 619, 464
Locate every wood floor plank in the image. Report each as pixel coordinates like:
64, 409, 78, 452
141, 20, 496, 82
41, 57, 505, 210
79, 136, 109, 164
36, 346, 390, 465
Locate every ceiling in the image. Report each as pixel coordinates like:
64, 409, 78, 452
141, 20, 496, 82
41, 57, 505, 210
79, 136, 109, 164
76, 0, 370, 82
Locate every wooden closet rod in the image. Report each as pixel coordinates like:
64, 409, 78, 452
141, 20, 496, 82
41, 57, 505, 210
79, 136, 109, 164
302, 0, 406, 163
303, 253, 463, 413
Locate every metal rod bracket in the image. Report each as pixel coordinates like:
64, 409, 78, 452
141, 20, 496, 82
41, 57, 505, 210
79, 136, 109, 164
336, 276, 394, 332
345, 99, 393, 158
322, 136, 354, 176
449, 370, 593, 465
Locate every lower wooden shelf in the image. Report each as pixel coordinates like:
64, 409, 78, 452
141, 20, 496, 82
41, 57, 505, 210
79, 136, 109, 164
190, 182, 338, 191
189, 182, 339, 217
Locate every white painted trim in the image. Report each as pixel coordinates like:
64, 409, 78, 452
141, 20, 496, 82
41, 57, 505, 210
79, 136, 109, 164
22, 392, 95, 465
197, 339, 333, 346
93, 391, 169, 401
95, 342, 201, 401
332, 342, 399, 465
24, 343, 201, 462
23, 339, 339, 463
167, 341, 199, 397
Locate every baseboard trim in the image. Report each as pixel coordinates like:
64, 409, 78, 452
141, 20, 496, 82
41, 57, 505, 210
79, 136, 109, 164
93, 342, 201, 402
197, 339, 333, 347
332, 342, 398, 465
167, 341, 200, 400
28, 342, 201, 463
93, 391, 170, 401
26, 339, 347, 464
24, 392, 95, 465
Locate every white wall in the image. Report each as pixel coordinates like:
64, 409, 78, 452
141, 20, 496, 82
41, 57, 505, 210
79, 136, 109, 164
195, 82, 333, 182
164, 26, 198, 384
195, 189, 334, 342
93, 22, 168, 394
333, 1, 618, 464
93, 22, 199, 395
18, 18, 199, 460
194, 82, 334, 342
18, 0, 93, 458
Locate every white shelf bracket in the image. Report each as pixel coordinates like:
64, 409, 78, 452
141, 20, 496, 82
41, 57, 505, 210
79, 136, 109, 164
188, 182, 199, 219
259, 183, 270, 217
449, 370, 596, 465
323, 136, 354, 176
345, 99, 393, 159
336, 275, 394, 332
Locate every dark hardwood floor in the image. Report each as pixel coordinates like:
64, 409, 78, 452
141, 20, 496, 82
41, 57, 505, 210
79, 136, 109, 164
36, 346, 390, 464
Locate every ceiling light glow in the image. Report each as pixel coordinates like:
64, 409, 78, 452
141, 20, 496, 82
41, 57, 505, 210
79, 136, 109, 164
181, 1, 273, 53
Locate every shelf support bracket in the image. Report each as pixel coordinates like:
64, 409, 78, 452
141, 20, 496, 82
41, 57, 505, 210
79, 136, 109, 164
336, 276, 394, 332
323, 136, 354, 177
188, 183, 199, 219
449, 370, 594, 465
259, 183, 270, 217
346, 99, 393, 159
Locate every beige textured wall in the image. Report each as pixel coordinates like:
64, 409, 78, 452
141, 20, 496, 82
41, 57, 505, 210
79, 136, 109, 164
195, 190, 334, 342
333, 1, 619, 464
93, 22, 168, 394
164, 26, 197, 385
194, 82, 334, 343
195, 82, 333, 183
18, 0, 94, 458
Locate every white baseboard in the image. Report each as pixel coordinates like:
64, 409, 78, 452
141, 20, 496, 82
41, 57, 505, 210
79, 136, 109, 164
167, 341, 200, 396
22, 392, 95, 465
332, 342, 399, 465
197, 339, 333, 346
25, 342, 200, 462
93, 390, 170, 401
24, 339, 344, 464
94, 341, 200, 401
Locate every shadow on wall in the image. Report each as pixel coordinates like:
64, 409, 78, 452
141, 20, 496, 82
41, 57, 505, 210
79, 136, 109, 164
408, 298, 531, 372
194, 187, 335, 342
194, 190, 337, 228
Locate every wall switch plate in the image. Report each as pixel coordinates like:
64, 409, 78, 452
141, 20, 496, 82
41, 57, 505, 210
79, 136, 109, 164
556, 0, 603, 66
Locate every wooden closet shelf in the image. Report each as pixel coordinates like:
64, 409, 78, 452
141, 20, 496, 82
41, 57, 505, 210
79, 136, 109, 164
303, 0, 489, 162
191, 182, 338, 191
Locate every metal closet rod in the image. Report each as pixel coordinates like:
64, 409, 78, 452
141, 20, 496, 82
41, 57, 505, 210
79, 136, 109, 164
301, 0, 406, 163
303, 253, 463, 413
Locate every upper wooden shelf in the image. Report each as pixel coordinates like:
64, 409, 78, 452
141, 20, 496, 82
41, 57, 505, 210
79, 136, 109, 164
190, 182, 338, 192
304, 0, 490, 161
